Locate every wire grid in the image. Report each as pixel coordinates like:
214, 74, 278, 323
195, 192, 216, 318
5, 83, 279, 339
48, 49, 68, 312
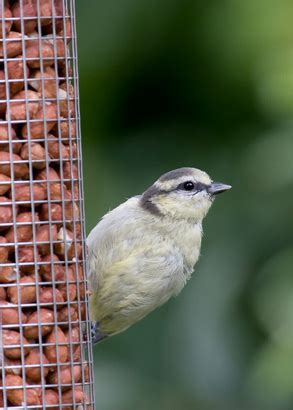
0, 1, 95, 408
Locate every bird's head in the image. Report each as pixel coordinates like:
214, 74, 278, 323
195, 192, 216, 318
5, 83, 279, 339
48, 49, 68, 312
140, 167, 231, 222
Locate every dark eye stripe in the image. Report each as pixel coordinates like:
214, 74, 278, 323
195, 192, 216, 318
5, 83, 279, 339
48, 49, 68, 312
178, 182, 208, 192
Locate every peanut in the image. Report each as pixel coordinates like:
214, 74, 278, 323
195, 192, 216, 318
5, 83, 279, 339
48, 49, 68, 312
0, 5, 12, 39
61, 386, 85, 410
7, 58, 28, 95
4, 357, 22, 375
0, 32, 23, 58
40, 202, 62, 222
4, 374, 41, 406
36, 167, 64, 200
0, 151, 29, 178
8, 89, 39, 121
0, 236, 9, 262
48, 365, 81, 392
39, 286, 65, 307
6, 211, 38, 245
57, 306, 78, 328
44, 389, 59, 409
0, 196, 13, 230
36, 223, 57, 255
0, 266, 17, 283
48, 134, 70, 160
12, 181, 47, 203
0, 300, 27, 325
44, 326, 68, 364
57, 267, 77, 302
24, 308, 54, 339
11, 0, 37, 34
20, 142, 47, 169
18, 245, 41, 273
0, 286, 6, 299
21, 101, 57, 138
7, 275, 36, 304
26, 40, 54, 68
29, 66, 57, 98
2, 329, 30, 359
39, 253, 65, 282
25, 348, 49, 382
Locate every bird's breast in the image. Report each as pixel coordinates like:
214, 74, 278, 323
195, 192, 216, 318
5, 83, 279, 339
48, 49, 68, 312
167, 221, 202, 277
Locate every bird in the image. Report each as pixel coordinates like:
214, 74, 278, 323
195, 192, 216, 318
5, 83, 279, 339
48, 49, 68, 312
87, 167, 231, 344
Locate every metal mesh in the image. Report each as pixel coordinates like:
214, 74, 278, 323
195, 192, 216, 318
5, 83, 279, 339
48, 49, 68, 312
0, 0, 95, 408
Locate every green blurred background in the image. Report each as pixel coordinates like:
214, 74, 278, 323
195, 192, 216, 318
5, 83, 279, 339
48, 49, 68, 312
76, 1, 293, 409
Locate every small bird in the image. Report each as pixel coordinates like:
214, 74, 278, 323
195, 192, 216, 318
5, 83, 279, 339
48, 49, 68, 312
87, 167, 231, 344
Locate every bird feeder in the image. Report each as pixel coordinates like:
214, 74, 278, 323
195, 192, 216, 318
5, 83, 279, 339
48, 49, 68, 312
0, 0, 95, 408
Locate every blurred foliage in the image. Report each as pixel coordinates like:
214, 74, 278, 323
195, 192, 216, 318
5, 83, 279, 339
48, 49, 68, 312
76, 0, 293, 408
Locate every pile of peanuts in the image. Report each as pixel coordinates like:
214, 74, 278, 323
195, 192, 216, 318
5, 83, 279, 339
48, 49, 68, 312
0, 1, 93, 408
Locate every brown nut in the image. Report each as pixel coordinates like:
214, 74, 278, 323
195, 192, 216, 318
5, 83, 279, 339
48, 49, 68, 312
0, 5, 12, 39
4, 374, 41, 406
65, 326, 80, 346
40, 0, 63, 26
0, 71, 5, 100
25, 348, 50, 382
0, 300, 27, 325
29, 66, 57, 98
26, 40, 54, 68
24, 308, 55, 339
20, 142, 46, 169
57, 306, 78, 328
0, 32, 23, 60
36, 167, 64, 200
55, 227, 73, 258
58, 88, 75, 118
22, 102, 57, 138
61, 386, 85, 410
0, 151, 29, 178
12, 0, 37, 34
2, 329, 30, 359
44, 389, 59, 410
6, 211, 39, 245
48, 134, 70, 160
44, 326, 68, 364
0, 122, 16, 143
7, 57, 28, 95
57, 267, 77, 302
0, 196, 13, 230
0, 236, 8, 262
4, 357, 22, 375
11, 182, 47, 204
36, 223, 57, 255
48, 365, 81, 391
64, 201, 80, 221
0, 286, 6, 299
1, 137, 22, 155
8, 90, 39, 121
0, 266, 17, 283
39, 253, 65, 282
72, 344, 81, 361
7, 275, 36, 304
40, 203, 62, 222
63, 162, 78, 185
18, 245, 41, 273
39, 286, 65, 308
53, 119, 76, 141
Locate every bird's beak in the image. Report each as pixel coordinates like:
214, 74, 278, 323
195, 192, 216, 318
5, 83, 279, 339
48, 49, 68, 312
208, 182, 232, 195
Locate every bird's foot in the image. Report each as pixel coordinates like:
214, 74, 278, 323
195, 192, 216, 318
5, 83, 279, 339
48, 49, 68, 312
91, 321, 107, 345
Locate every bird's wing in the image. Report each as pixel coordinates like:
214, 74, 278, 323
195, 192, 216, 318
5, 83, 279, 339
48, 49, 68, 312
86, 197, 147, 290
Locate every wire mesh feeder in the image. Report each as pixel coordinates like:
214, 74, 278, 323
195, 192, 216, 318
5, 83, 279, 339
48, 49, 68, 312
0, 0, 95, 408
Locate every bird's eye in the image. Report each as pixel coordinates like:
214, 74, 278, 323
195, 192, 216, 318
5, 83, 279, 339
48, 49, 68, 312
183, 181, 194, 191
